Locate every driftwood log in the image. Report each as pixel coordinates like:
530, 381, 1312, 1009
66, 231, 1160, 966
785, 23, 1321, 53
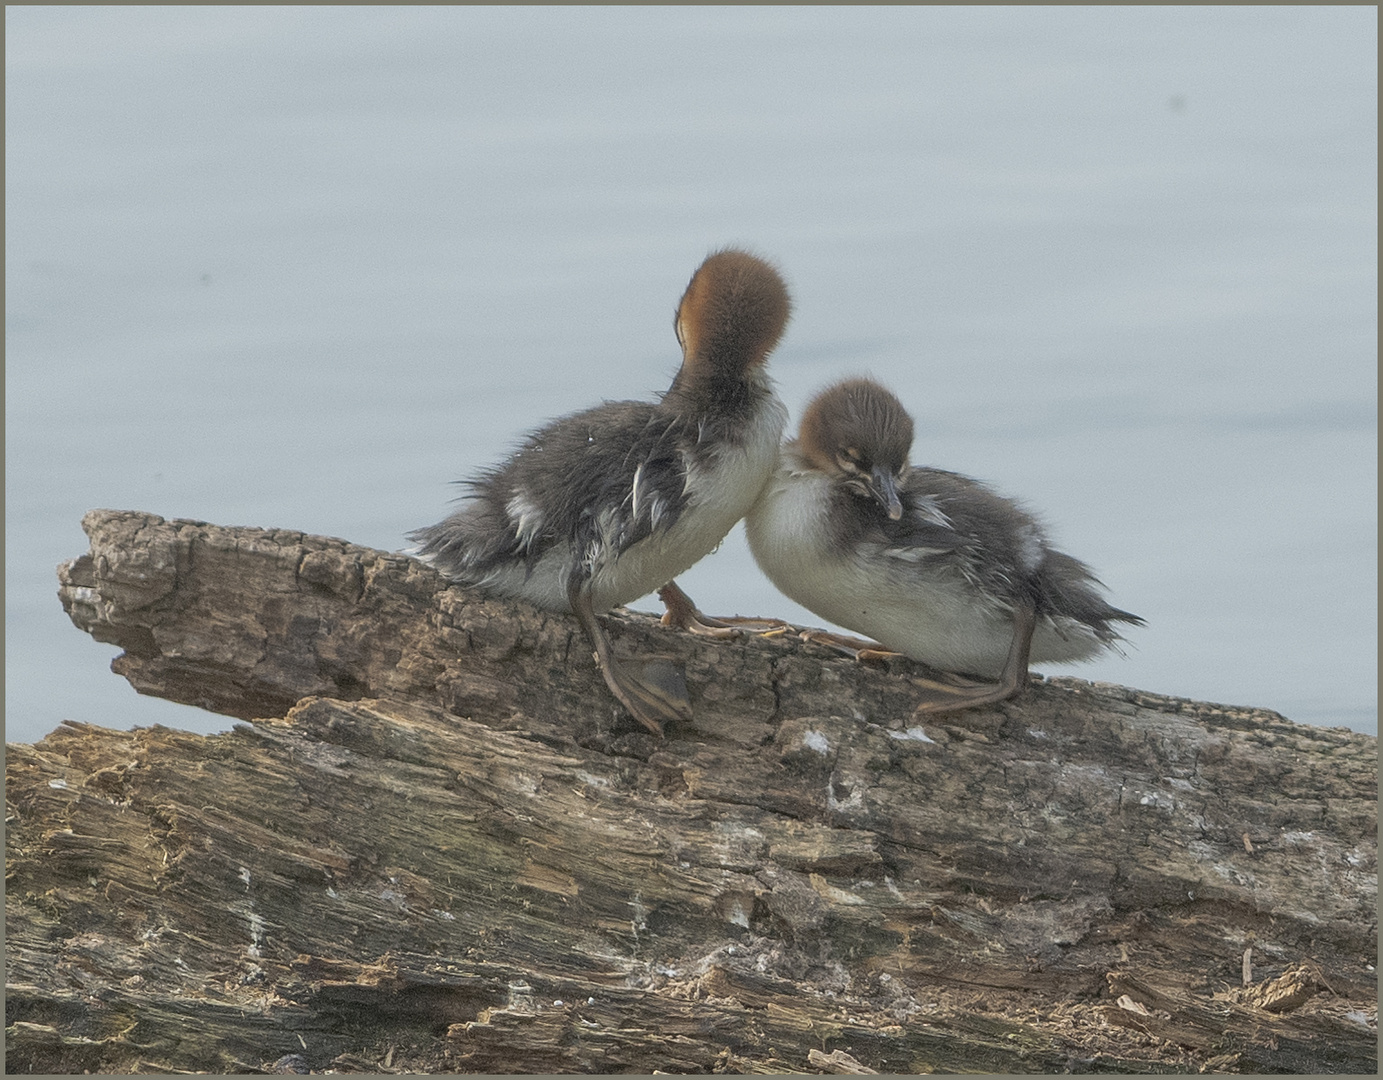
5, 508, 1376, 1074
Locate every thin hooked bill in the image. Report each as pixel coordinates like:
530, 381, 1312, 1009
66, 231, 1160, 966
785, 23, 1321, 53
869, 465, 904, 520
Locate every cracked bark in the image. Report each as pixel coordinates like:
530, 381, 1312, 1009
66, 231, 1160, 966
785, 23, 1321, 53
5, 509, 1377, 1073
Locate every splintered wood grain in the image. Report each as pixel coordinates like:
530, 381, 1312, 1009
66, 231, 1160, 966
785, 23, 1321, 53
9, 695, 1377, 1073
6, 509, 1377, 1073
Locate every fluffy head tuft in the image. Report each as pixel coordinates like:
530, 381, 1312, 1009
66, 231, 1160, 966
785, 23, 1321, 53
797, 378, 914, 480
674, 249, 792, 374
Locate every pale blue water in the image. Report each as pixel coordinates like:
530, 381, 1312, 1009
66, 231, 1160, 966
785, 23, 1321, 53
7, 6, 1376, 743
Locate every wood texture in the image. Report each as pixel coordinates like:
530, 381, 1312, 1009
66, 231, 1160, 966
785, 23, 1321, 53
6, 509, 1376, 1073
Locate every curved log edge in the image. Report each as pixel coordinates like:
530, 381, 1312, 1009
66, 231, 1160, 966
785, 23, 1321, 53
5, 508, 1376, 1073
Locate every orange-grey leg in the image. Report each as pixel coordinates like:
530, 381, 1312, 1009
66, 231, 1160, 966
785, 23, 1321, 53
658, 580, 790, 638
569, 580, 691, 734
909, 600, 1038, 714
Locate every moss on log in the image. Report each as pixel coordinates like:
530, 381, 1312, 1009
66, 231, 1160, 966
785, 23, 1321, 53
5, 509, 1376, 1073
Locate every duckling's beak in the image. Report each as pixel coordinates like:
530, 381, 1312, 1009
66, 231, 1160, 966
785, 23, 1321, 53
870, 466, 904, 520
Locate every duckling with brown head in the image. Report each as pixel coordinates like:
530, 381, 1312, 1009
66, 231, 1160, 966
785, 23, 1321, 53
745, 378, 1143, 712
411, 249, 791, 733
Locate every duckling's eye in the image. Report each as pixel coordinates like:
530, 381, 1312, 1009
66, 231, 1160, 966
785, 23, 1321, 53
837, 447, 864, 473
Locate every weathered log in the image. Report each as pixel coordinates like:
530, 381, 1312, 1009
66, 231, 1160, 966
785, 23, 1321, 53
5, 508, 1376, 1073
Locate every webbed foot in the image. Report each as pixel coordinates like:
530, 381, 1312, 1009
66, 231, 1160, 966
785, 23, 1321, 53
571, 581, 692, 734
658, 581, 790, 639
798, 629, 903, 663
908, 672, 1026, 714
596, 653, 692, 735
909, 601, 1038, 715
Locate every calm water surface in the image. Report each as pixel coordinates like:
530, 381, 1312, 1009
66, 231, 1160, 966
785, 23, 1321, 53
6, 7, 1376, 743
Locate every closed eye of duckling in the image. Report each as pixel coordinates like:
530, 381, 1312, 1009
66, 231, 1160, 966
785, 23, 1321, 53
835, 448, 865, 474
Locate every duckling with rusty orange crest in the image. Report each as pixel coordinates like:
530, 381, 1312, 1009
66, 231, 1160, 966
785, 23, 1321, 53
410, 249, 792, 733
743, 378, 1143, 712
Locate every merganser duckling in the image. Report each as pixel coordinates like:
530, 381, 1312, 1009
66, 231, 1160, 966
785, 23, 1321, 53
410, 249, 792, 733
744, 378, 1143, 712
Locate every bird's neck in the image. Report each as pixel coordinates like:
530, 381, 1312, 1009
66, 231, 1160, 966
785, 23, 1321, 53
662, 361, 775, 427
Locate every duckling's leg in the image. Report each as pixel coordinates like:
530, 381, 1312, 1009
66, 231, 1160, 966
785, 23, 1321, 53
658, 581, 790, 638
910, 601, 1037, 714
569, 581, 692, 734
